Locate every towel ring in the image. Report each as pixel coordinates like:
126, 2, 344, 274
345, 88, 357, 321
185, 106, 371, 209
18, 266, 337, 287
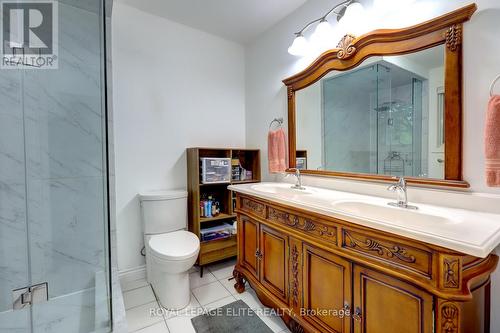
269, 117, 284, 130
490, 74, 500, 97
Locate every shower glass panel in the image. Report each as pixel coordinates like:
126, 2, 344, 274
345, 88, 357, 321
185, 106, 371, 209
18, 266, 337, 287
322, 62, 427, 178
0, 1, 111, 332
323, 65, 377, 173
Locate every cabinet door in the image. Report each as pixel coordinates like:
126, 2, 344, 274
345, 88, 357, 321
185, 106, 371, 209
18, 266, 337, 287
259, 224, 289, 302
353, 265, 433, 333
302, 244, 352, 333
239, 216, 259, 279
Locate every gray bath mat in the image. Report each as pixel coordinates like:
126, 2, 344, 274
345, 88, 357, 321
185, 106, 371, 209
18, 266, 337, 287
191, 300, 274, 333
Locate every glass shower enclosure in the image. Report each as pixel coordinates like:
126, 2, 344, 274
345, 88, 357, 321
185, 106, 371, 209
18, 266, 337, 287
323, 61, 427, 177
0, 1, 111, 332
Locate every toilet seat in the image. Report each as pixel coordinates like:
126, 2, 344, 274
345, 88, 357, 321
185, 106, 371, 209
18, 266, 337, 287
149, 230, 200, 261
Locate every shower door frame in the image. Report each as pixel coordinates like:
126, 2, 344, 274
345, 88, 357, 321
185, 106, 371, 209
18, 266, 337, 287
0, 0, 114, 331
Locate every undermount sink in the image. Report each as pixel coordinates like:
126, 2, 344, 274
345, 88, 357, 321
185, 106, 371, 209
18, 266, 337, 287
250, 183, 316, 195
331, 200, 460, 229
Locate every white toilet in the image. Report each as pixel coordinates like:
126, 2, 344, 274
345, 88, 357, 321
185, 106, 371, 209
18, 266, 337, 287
139, 190, 200, 310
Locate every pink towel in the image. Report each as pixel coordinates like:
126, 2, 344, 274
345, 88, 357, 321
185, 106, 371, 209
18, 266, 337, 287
485, 95, 500, 186
268, 128, 287, 173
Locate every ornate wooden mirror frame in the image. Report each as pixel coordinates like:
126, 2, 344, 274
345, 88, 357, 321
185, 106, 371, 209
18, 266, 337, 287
283, 4, 477, 188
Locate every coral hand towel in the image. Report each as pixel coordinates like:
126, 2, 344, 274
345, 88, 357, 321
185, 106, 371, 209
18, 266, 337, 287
268, 128, 287, 173
485, 95, 500, 186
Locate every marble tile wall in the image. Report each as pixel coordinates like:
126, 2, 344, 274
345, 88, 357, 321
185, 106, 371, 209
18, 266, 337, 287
323, 69, 374, 173
0, 1, 112, 332
0, 71, 30, 316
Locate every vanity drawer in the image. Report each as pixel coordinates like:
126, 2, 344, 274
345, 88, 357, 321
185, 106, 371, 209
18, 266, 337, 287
267, 207, 337, 245
240, 197, 266, 218
341, 228, 433, 278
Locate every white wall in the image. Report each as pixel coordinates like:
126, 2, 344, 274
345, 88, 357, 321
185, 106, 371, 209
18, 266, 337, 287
296, 81, 322, 170
112, 3, 246, 271
245, 0, 500, 330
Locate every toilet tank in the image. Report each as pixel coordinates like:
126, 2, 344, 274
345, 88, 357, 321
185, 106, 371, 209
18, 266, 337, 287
139, 190, 188, 235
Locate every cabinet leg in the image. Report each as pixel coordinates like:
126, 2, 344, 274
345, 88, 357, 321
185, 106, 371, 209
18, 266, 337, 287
200, 266, 204, 278
288, 319, 305, 333
232, 269, 245, 293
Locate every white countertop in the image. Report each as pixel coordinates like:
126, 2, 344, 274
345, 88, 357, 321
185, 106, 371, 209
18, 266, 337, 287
228, 182, 500, 258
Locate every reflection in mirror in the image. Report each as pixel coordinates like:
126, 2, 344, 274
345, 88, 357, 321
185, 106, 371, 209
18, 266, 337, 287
296, 44, 445, 179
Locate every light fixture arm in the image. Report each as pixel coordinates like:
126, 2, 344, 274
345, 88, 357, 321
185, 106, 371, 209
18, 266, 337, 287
293, 0, 353, 36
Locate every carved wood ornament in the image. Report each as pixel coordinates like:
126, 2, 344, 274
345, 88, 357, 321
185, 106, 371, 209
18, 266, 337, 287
241, 198, 265, 217
445, 25, 462, 51
336, 34, 357, 59
441, 302, 460, 333
443, 257, 460, 289
268, 207, 337, 243
290, 244, 300, 307
283, 4, 477, 188
289, 320, 305, 333
344, 231, 416, 263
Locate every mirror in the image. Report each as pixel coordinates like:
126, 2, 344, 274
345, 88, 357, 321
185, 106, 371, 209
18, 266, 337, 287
284, 4, 477, 188
296, 45, 445, 179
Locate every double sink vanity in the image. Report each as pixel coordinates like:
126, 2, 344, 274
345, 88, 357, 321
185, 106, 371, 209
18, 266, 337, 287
229, 4, 499, 333
229, 181, 500, 333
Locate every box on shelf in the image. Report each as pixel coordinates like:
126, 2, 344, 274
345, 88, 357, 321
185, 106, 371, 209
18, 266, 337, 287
296, 157, 307, 170
200, 222, 235, 242
231, 158, 241, 181
200, 158, 231, 184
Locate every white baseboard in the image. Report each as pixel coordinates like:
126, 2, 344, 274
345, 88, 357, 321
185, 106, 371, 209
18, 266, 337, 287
118, 265, 146, 284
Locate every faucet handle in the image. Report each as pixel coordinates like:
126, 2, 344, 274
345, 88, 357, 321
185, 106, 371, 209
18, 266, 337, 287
398, 177, 406, 187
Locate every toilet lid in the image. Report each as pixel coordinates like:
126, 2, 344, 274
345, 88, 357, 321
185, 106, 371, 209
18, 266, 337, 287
149, 230, 200, 261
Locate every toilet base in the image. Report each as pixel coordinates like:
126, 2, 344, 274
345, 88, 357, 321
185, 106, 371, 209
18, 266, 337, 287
152, 270, 190, 310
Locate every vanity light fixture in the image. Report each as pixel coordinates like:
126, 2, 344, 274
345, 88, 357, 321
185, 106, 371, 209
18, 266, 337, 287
288, 0, 366, 56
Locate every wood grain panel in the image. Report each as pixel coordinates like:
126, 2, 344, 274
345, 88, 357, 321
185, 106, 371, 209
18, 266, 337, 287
260, 225, 289, 302
240, 216, 259, 279
303, 244, 352, 333
353, 266, 433, 333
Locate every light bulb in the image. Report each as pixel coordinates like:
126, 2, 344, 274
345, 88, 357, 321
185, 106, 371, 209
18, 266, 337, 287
310, 19, 335, 53
339, 2, 368, 36
288, 35, 308, 56
314, 20, 333, 38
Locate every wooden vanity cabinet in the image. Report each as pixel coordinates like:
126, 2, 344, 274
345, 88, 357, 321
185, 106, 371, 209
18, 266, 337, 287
233, 194, 498, 333
237, 215, 289, 303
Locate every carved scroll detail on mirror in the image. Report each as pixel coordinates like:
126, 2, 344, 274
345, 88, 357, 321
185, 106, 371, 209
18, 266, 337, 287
336, 34, 357, 60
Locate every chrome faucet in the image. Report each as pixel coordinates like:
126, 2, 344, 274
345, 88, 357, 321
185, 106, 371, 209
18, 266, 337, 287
387, 177, 418, 209
289, 168, 306, 190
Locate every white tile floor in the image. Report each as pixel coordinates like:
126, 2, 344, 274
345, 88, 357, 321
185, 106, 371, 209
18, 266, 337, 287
121, 258, 291, 333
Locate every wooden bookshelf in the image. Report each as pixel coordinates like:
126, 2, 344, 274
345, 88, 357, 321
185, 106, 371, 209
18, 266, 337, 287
186, 148, 260, 276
